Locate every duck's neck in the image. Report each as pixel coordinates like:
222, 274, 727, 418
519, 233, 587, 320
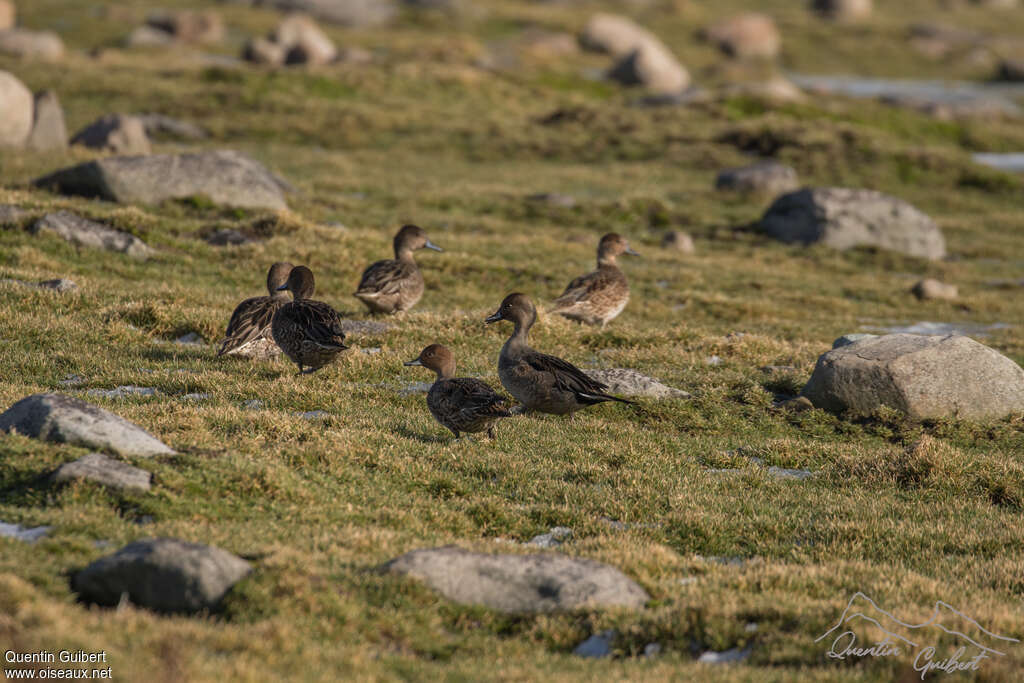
396, 247, 416, 264
433, 361, 455, 380
506, 313, 534, 350
597, 253, 618, 268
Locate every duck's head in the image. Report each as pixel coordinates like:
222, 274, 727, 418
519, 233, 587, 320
404, 343, 456, 379
485, 292, 536, 328
277, 265, 316, 300
394, 224, 442, 257
597, 233, 639, 265
266, 262, 294, 297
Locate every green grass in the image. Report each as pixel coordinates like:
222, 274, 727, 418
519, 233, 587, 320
2, 0, 1024, 681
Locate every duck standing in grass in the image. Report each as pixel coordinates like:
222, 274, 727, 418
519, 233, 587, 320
354, 224, 442, 314
404, 344, 513, 440
549, 233, 638, 328
485, 293, 633, 416
271, 266, 349, 374
218, 262, 294, 359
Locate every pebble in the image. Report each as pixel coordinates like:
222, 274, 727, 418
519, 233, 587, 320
181, 393, 211, 401
698, 646, 752, 664
174, 332, 204, 345
242, 400, 264, 410
768, 466, 814, 480
0, 522, 51, 543
705, 355, 723, 366
573, 630, 616, 658
527, 527, 572, 548
298, 410, 329, 420
86, 386, 158, 398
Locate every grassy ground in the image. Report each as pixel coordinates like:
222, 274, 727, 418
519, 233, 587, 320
2, 0, 1024, 680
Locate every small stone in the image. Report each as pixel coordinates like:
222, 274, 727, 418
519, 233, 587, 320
0, 204, 29, 226
86, 386, 159, 399
608, 41, 691, 94
244, 36, 287, 66
31, 212, 153, 260
70, 114, 151, 156
59, 374, 85, 387
644, 643, 662, 657
745, 622, 759, 633
574, 630, 616, 659
911, 278, 958, 301
661, 230, 695, 253
0, 522, 51, 543
528, 527, 572, 548
51, 453, 152, 493
274, 13, 337, 66
698, 646, 752, 663
716, 161, 799, 196
0, 29, 65, 60
361, 347, 381, 354
181, 393, 211, 401
136, 114, 208, 141
26, 90, 68, 152
706, 355, 723, 366
175, 332, 204, 345
242, 400, 264, 410
768, 466, 814, 480
702, 13, 781, 60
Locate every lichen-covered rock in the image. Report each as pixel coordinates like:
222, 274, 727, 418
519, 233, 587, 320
31, 211, 153, 259
51, 453, 152, 493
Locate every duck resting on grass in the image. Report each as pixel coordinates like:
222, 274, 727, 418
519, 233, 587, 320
218, 262, 294, 359
271, 266, 349, 375
404, 344, 513, 440
354, 224, 442, 314
485, 293, 634, 417
549, 232, 638, 329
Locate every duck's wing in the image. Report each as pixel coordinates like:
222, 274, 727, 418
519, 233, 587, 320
522, 350, 634, 405
292, 301, 348, 349
355, 259, 416, 297
218, 296, 282, 355
449, 378, 513, 418
552, 268, 619, 309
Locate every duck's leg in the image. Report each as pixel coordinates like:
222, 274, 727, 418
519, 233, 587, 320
487, 427, 496, 440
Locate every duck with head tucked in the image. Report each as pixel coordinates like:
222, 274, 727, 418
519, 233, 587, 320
271, 266, 349, 374
354, 224, 442, 314
485, 293, 633, 416
218, 262, 293, 359
404, 344, 513, 440
549, 233, 638, 328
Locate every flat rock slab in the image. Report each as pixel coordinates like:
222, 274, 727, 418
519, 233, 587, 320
86, 386, 159, 399
383, 546, 649, 613
51, 453, 152, 493
35, 150, 288, 211
584, 369, 690, 399
760, 187, 946, 260
30, 211, 153, 259
802, 334, 1024, 419
72, 538, 251, 614
0, 522, 51, 543
1, 278, 78, 292
0, 393, 175, 457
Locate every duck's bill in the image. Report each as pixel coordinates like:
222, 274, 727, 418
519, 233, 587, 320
625, 247, 640, 256
484, 311, 502, 324
424, 240, 443, 252
403, 359, 423, 366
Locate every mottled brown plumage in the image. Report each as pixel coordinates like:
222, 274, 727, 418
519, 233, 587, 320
550, 233, 638, 328
218, 262, 294, 359
485, 293, 633, 416
354, 225, 442, 314
270, 266, 349, 374
404, 344, 512, 439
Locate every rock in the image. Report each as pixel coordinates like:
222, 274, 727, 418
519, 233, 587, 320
26, 90, 68, 151
644, 643, 662, 657
661, 230, 695, 253
607, 41, 690, 94
30, 211, 153, 260
833, 333, 878, 348
175, 332, 204, 345
802, 334, 1024, 419
384, 546, 649, 613
0, 393, 175, 457
768, 466, 814, 480
70, 114, 151, 156
242, 400, 264, 410
0, 204, 29, 226
274, 14, 337, 66
811, 0, 872, 22
698, 646, 752, 663
716, 161, 799, 195
181, 393, 211, 401
35, 150, 289, 210
86, 386, 159, 399
721, 75, 805, 103
574, 630, 616, 658
0, 1, 12, 30
244, 36, 287, 65
206, 229, 253, 246
298, 410, 329, 420
146, 11, 225, 45
72, 538, 251, 614
0, 70, 32, 148
706, 355, 723, 366
127, 25, 175, 48
0, 29, 65, 60
527, 527, 572, 548
583, 369, 690, 399
702, 13, 781, 60
136, 114, 208, 141
760, 188, 946, 261
1, 277, 78, 292
51, 453, 152, 493
0, 522, 51, 543
262, 0, 397, 27
911, 278, 957, 301
580, 13, 655, 57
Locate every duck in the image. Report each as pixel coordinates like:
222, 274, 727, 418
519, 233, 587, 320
271, 266, 349, 374
549, 233, 638, 328
354, 224, 442, 314
484, 293, 633, 416
218, 262, 294, 359
404, 344, 512, 440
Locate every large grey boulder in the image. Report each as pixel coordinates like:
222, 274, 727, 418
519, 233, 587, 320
607, 41, 690, 94
0, 70, 32, 148
0, 29, 65, 60
35, 150, 289, 210
26, 90, 68, 151
51, 453, 153, 493
0, 393, 175, 457
71, 114, 151, 156
384, 546, 649, 613
760, 188, 946, 260
31, 211, 154, 259
72, 538, 251, 614
802, 334, 1024, 419
584, 369, 690, 399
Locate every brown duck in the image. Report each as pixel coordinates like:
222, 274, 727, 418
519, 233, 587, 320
485, 293, 633, 416
404, 344, 512, 440
218, 262, 294, 359
354, 225, 442, 314
271, 266, 349, 374
549, 233, 638, 328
